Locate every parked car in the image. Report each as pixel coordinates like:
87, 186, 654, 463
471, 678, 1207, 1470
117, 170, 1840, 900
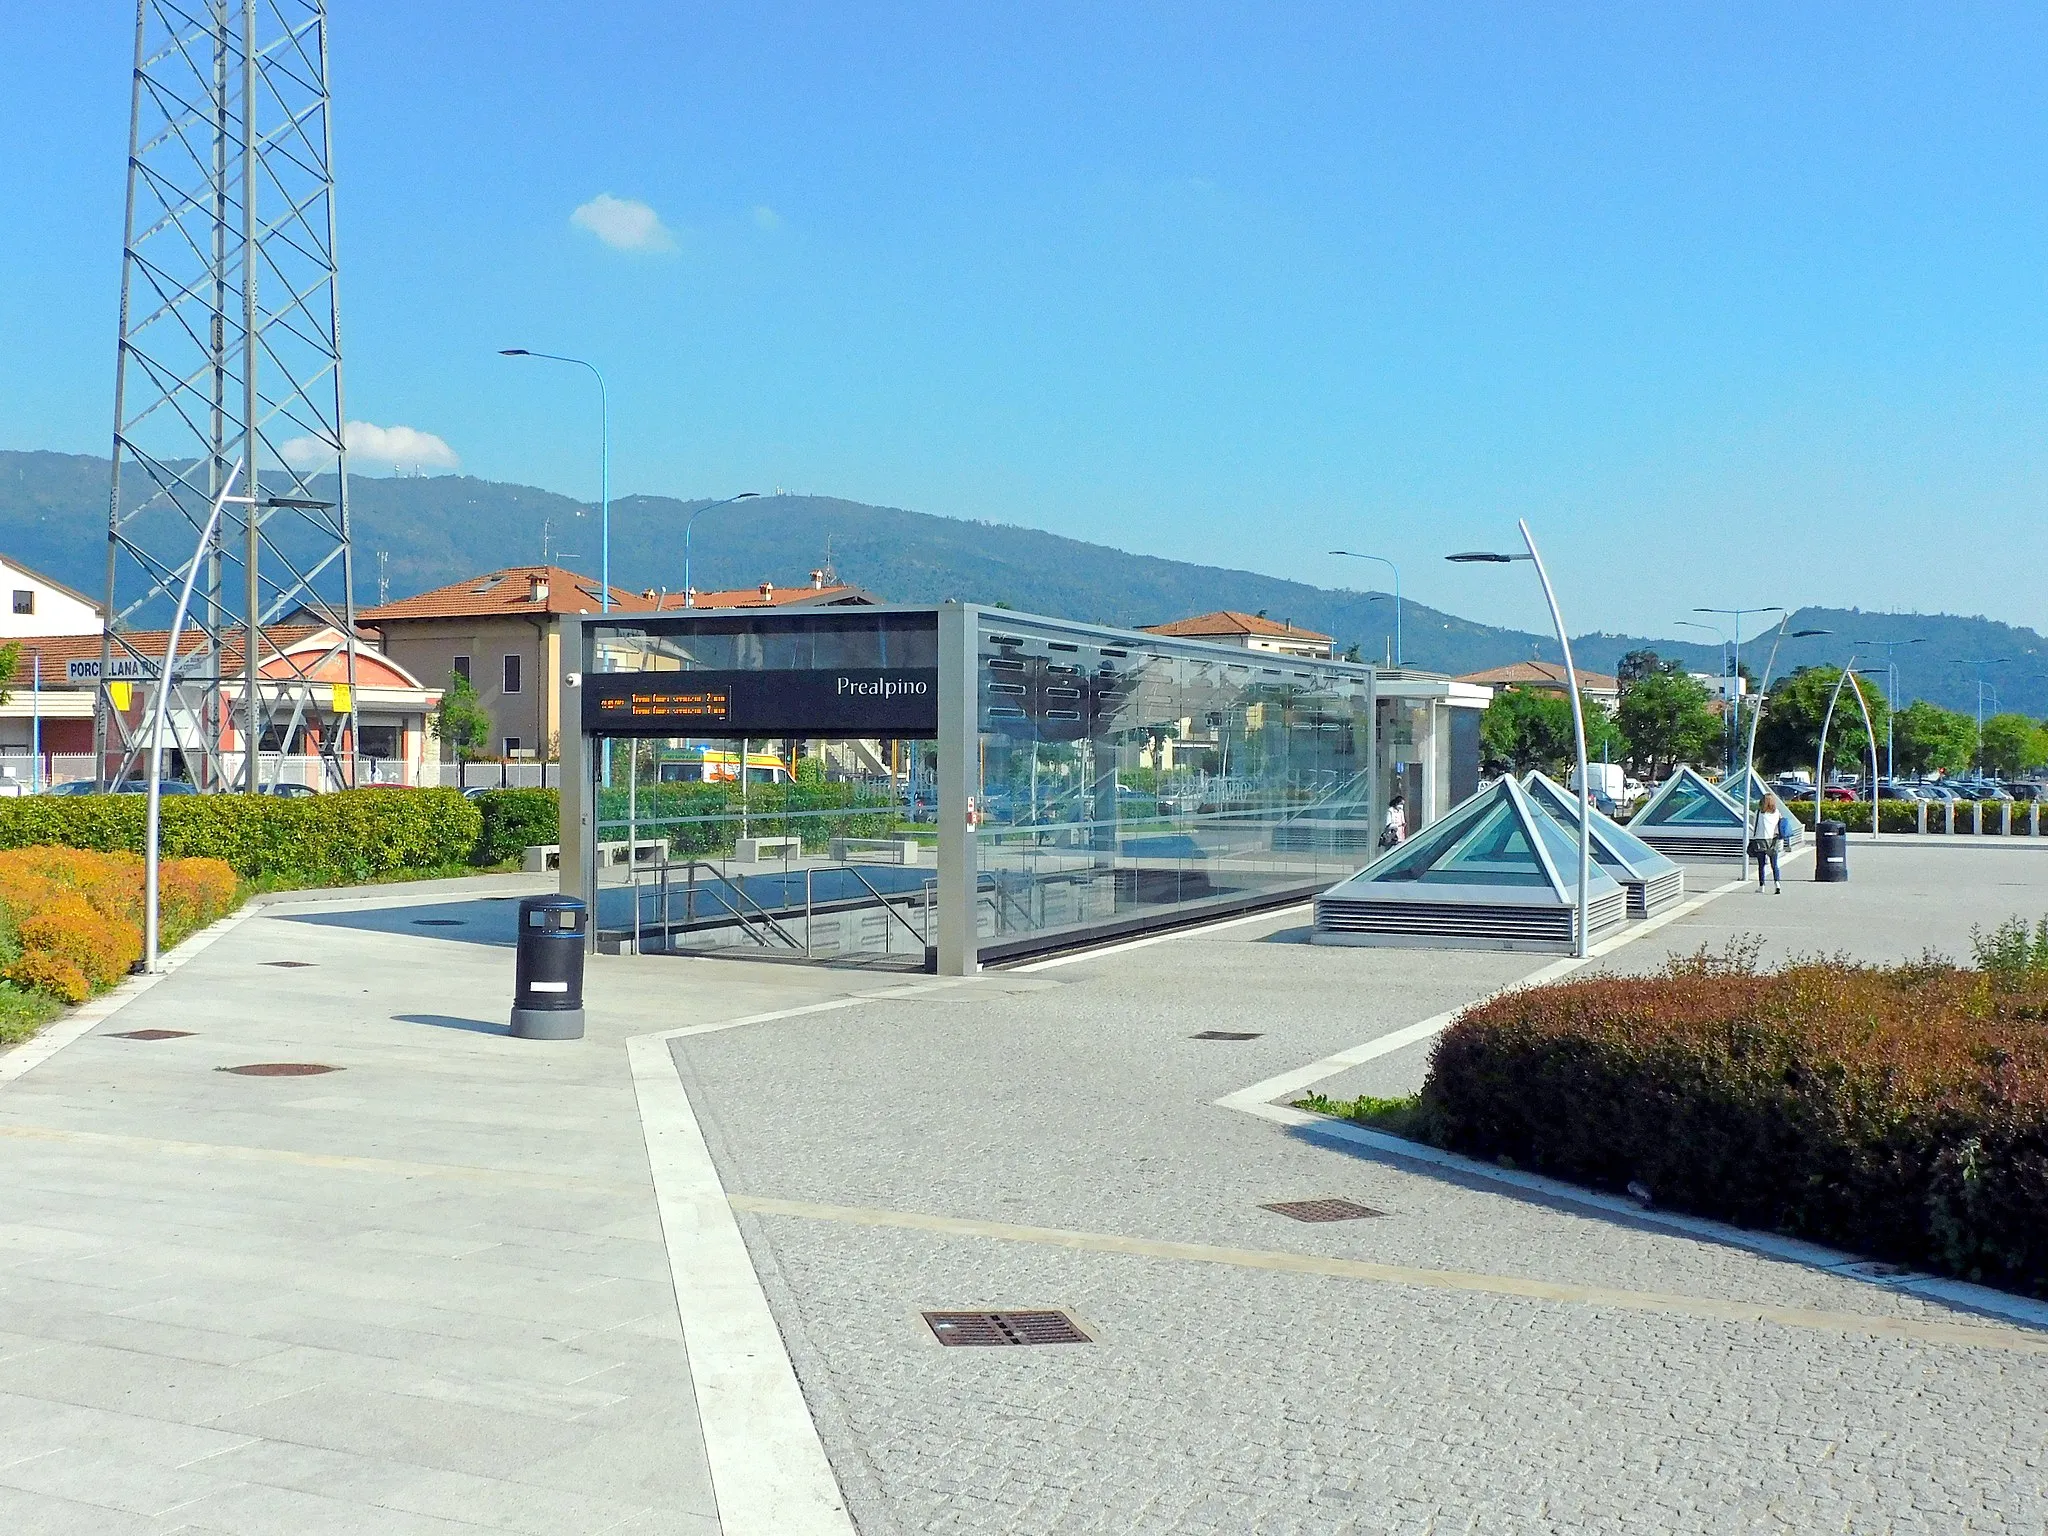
260, 782, 318, 798
43, 778, 198, 796
2009, 782, 2048, 803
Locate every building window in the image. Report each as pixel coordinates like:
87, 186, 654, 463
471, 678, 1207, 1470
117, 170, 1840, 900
359, 725, 399, 759
452, 655, 471, 683
502, 653, 522, 694
503, 736, 521, 756
10, 590, 32, 616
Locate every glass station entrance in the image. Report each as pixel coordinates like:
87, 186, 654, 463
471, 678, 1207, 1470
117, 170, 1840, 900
560, 604, 1381, 973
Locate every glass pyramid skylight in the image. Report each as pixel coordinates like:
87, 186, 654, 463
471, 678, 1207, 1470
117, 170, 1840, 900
1330, 777, 1621, 903
1522, 771, 1681, 880
1633, 765, 1745, 830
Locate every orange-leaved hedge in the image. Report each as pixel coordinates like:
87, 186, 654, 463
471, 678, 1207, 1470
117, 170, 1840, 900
1422, 957, 2048, 1294
0, 847, 238, 1004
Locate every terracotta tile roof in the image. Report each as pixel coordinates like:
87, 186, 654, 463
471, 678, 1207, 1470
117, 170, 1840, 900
18, 625, 391, 673
1457, 661, 1620, 693
646, 581, 877, 611
1139, 610, 1333, 643
360, 566, 642, 622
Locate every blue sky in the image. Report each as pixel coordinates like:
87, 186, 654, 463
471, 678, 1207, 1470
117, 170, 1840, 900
5, 2, 2047, 639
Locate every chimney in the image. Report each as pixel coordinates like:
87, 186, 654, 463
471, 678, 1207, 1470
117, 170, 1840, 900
811, 569, 825, 590
528, 575, 550, 603
758, 581, 774, 602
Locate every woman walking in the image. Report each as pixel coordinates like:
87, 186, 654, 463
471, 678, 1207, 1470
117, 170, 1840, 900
1749, 792, 1785, 893
1380, 793, 1407, 851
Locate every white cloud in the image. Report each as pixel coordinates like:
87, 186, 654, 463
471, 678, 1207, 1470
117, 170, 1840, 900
282, 421, 460, 475
751, 204, 784, 231
570, 193, 677, 253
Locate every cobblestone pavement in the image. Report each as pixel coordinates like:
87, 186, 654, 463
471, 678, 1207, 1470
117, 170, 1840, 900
676, 847, 2048, 1534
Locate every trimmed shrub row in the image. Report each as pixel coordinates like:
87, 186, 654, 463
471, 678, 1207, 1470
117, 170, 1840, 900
1420, 952, 2048, 1294
0, 847, 238, 1003
0, 788, 481, 884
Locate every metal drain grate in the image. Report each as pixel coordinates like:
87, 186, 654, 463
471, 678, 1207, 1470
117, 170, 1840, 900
217, 1063, 340, 1077
262, 960, 315, 968
411, 919, 464, 927
107, 1029, 193, 1040
1191, 1030, 1262, 1041
1262, 1198, 1384, 1223
923, 1310, 1091, 1347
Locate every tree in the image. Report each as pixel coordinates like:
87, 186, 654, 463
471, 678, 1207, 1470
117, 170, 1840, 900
1479, 686, 1621, 775
1616, 669, 1720, 779
1979, 713, 2048, 778
1752, 666, 1890, 776
435, 669, 492, 762
1892, 700, 1977, 778
1616, 648, 1675, 685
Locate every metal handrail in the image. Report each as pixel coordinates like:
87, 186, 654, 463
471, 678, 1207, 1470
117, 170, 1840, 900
835, 863, 932, 951
675, 860, 803, 949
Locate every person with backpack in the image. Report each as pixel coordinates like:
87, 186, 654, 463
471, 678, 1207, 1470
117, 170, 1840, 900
1749, 791, 1787, 894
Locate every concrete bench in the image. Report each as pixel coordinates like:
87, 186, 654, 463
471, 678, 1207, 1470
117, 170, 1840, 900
829, 837, 923, 865
733, 836, 802, 862
523, 840, 665, 873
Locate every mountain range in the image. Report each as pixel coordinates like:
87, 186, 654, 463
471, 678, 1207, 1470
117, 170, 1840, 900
4, 449, 2043, 716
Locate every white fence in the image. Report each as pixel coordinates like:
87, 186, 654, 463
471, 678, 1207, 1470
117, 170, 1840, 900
0, 753, 436, 794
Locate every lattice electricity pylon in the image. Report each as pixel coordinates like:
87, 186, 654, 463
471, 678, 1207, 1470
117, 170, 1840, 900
99, 0, 359, 792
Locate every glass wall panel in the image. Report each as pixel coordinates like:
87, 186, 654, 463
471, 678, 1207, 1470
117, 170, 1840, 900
973, 613, 1376, 957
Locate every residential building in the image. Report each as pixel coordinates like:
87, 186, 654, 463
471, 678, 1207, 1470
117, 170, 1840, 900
4, 625, 440, 790
362, 566, 881, 761
1139, 611, 1334, 660
0, 557, 102, 639
1455, 660, 1621, 709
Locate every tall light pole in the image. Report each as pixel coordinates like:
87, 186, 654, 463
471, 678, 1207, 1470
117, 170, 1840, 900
1328, 550, 1402, 667
1449, 522, 1591, 957
500, 350, 610, 609
682, 493, 764, 606
1958, 659, 2010, 772
1693, 606, 1784, 777
1737, 617, 1831, 855
1851, 635, 1925, 782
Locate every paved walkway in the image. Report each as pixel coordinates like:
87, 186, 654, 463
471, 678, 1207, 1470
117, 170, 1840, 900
3, 846, 2046, 1533
0, 876, 896, 1536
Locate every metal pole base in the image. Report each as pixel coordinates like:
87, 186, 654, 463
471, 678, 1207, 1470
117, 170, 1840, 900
510, 1007, 586, 1040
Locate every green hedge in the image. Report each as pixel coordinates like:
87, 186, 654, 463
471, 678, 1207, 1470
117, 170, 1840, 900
594, 781, 896, 856
470, 789, 559, 865
1422, 952, 2048, 1294
0, 788, 481, 884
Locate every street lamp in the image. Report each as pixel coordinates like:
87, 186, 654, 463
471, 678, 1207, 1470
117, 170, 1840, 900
1448, 525, 1592, 958
1736, 619, 1830, 853
1693, 605, 1783, 777
1958, 658, 2011, 772
682, 492, 764, 607
500, 349, 611, 610
1851, 636, 1925, 782
1328, 550, 1402, 667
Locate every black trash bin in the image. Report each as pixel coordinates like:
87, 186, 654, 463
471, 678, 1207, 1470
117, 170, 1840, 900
1814, 819, 1849, 883
512, 895, 587, 1039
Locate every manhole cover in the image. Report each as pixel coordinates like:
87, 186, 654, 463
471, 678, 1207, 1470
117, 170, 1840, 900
262, 960, 315, 968
217, 1063, 341, 1077
923, 1310, 1091, 1347
1192, 1030, 1262, 1040
1262, 1198, 1384, 1223
107, 1029, 193, 1040
411, 919, 464, 927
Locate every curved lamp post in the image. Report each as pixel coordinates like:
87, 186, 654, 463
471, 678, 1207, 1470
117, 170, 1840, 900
1328, 550, 1402, 667
1735, 617, 1831, 857
1815, 660, 1882, 844
1850, 636, 1924, 782
499, 350, 610, 609
1693, 605, 1783, 777
1449, 522, 1591, 957
682, 492, 763, 606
